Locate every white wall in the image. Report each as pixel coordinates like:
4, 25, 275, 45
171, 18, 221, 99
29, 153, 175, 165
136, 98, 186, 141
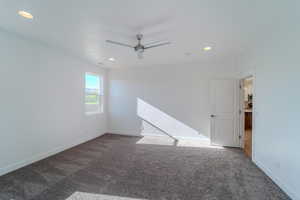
238, 8, 300, 199
108, 63, 238, 140
0, 29, 108, 176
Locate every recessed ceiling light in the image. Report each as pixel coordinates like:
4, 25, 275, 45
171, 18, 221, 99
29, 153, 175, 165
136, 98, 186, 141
18, 11, 33, 19
108, 57, 115, 62
203, 46, 212, 51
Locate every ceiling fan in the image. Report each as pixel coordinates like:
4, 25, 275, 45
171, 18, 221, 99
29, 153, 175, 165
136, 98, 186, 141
106, 34, 171, 59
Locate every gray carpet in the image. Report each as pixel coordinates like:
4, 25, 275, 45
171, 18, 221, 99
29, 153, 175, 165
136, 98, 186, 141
0, 134, 290, 200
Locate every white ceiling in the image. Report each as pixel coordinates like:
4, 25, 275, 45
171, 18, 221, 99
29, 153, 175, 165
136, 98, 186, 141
0, 0, 290, 68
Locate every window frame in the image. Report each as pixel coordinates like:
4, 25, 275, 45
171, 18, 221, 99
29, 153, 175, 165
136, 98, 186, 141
85, 72, 104, 115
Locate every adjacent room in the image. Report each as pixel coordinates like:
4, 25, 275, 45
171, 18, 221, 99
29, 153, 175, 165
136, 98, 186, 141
242, 76, 253, 158
0, 1, 299, 200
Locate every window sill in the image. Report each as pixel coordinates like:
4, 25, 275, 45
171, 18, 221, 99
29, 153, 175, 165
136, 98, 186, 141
85, 111, 104, 116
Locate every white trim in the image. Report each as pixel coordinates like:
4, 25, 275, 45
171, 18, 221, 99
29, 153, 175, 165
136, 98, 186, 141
109, 131, 211, 144
110, 131, 210, 145
173, 135, 210, 141
108, 131, 141, 137
142, 133, 210, 140
253, 158, 299, 200
85, 110, 102, 116
0, 131, 106, 176
142, 134, 211, 146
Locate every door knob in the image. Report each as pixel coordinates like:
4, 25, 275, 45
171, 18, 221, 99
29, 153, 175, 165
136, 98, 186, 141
210, 114, 216, 118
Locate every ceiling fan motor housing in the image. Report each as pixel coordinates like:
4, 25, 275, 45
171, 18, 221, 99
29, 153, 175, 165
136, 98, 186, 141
134, 44, 145, 52
134, 34, 145, 53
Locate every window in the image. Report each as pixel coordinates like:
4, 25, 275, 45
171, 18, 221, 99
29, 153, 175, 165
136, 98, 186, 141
85, 73, 103, 114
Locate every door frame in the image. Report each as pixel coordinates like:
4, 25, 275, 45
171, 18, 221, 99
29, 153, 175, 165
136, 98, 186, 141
238, 74, 256, 160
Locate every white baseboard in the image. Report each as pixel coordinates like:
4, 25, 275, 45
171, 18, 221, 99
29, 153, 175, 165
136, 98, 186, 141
108, 130, 142, 137
109, 131, 211, 145
253, 158, 299, 200
142, 133, 210, 139
0, 131, 106, 177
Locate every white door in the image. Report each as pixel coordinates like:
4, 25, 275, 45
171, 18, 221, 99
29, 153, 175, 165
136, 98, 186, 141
210, 79, 239, 147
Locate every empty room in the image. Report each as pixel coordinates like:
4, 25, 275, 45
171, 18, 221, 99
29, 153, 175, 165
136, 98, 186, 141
0, 1, 299, 200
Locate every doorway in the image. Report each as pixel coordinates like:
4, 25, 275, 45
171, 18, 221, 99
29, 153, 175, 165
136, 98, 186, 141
240, 76, 253, 158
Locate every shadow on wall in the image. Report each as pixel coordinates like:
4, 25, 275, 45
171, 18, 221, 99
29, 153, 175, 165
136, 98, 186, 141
137, 98, 209, 141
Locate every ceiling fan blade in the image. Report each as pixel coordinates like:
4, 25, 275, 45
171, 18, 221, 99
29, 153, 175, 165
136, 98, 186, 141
106, 40, 133, 48
144, 42, 171, 49
144, 40, 166, 46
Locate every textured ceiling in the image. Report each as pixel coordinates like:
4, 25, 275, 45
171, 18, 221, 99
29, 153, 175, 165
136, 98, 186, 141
0, 0, 293, 68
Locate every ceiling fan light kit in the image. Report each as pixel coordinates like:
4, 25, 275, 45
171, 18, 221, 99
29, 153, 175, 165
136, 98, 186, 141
106, 34, 170, 59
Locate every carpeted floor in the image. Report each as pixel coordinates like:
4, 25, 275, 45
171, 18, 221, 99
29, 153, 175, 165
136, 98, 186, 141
0, 134, 290, 200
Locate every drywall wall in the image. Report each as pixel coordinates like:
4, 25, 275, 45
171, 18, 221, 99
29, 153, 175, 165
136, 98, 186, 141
238, 7, 300, 199
0, 29, 108, 176
108, 62, 238, 140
